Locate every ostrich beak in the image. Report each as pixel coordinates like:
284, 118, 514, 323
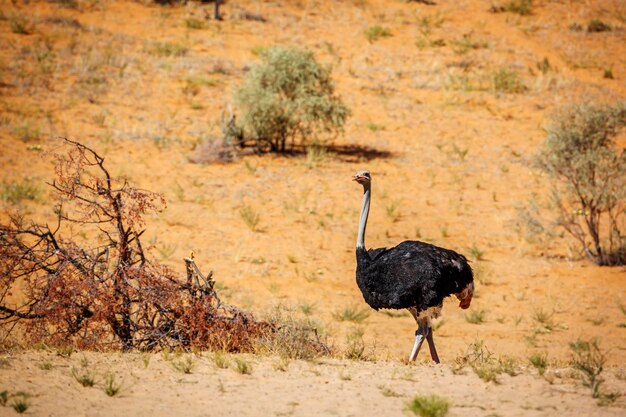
352, 175, 363, 182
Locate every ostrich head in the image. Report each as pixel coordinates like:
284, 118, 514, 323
352, 170, 371, 186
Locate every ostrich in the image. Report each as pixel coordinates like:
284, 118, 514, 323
353, 170, 474, 363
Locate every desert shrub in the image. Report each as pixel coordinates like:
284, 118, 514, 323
587, 19, 611, 33
0, 139, 270, 351
504, 0, 533, 15
535, 102, 626, 265
235, 46, 349, 153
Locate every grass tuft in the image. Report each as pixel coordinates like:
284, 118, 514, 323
333, 305, 370, 323
233, 357, 252, 375
103, 373, 123, 397
465, 310, 486, 324
529, 352, 548, 375
171, 355, 195, 374
364, 25, 392, 43
406, 394, 450, 417
71, 367, 96, 387
239, 204, 261, 231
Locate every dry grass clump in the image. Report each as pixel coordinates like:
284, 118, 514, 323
254, 306, 330, 360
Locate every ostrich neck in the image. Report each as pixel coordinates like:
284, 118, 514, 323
357, 184, 371, 249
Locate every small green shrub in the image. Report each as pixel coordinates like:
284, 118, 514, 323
11, 398, 29, 414
235, 46, 349, 153
364, 25, 392, 43
0, 390, 8, 406
185, 18, 207, 30
504, 0, 533, 16
529, 352, 548, 375
9, 14, 32, 34
587, 19, 611, 33
569, 338, 605, 398
490, 68, 526, 93
406, 394, 450, 417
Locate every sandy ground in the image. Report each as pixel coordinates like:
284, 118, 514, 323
1, 350, 625, 417
0, 0, 625, 415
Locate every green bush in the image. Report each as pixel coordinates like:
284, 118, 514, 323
235, 46, 349, 153
535, 102, 625, 265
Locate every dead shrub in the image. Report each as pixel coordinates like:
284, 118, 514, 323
0, 138, 269, 351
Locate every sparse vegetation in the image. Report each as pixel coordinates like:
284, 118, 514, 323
465, 310, 486, 324
364, 25, 392, 43
255, 306, 329, 360
71, 367, 96, 387
569, 338, 606, 399
504, 0, 533, 16
587, 19, 611, 33
535, 102, 626, 265
240, 204, 261, 231
233, 357, 252, 374
235, 46, 349, 153
490, 68, 526, 93
148, 41, 188, 57
333, 305, 370, 323
0, 179, 42, 204
385, 199, 402, 223
454, 340, 516, 383
406, 394, 450, 417
103, 373, 123, 397
529, 352, 548, 375
344, 327, 368, 360
213, 351, 230, 369
11, 397, 29, 414
171, 355, 195, 374
468, 244, 485, 260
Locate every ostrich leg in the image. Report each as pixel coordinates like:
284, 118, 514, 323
409, 319, 427, 361
426, 326, 440, 363
408, 310, 441, 363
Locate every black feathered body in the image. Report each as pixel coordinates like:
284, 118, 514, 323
356, 240, 473, 313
